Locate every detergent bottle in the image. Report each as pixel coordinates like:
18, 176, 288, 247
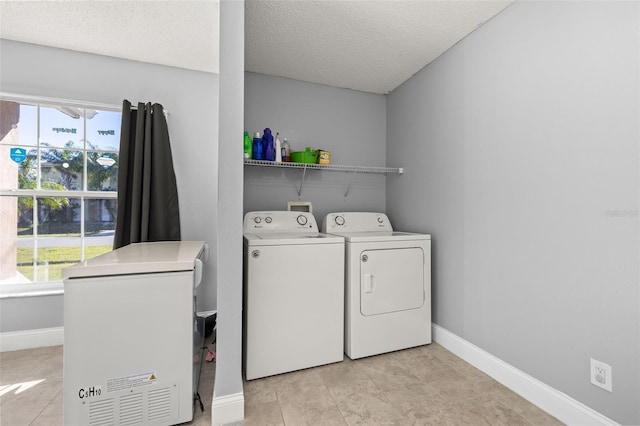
252, 131, 263, 160
244, 131, 252, 159
263, 128, 275, 161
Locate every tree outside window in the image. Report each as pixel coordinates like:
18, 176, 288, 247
0, 99, 121, 287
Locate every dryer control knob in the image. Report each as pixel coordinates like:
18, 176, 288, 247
252, 250, 260, 258
362, 254, 368, 262
296, 215, 308, 226
253, 217, 261, 224
265, 217, 272, 224
377, 217, 384, 224
335, 215, 345, 226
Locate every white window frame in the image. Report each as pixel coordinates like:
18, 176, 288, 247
0, 93, 122, 298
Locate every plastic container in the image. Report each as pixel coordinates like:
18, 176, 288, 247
252, 131, 263, 160
244, 131, 252, 159
281, 139, 291, 162
318, 150, 331, 165
290, 147, 318, 164
275, 133, 282, 163
263, 128, 274, 161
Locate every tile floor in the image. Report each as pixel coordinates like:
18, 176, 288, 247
243, 343, 564, 426
0, 344, 214, 425
0, 342, 564, 426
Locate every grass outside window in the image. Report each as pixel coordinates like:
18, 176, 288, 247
17, 245, 112, 282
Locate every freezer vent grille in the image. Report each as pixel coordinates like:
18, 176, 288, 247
88, 398, 114, 426
148, 387, 172, 422
119, 393, 143, 425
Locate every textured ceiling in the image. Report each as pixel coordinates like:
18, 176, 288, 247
0, 0, 220, 74
246, 0, 513, 94
0, 0, 513, 94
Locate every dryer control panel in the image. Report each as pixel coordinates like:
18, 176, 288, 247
244, 211, 318, 233
323, 212, 393, 233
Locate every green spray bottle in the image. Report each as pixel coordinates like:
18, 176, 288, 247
244, 131, 252, 159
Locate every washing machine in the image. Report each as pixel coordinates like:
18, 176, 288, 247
323, 212, 431, 359
243, 211, 345, 380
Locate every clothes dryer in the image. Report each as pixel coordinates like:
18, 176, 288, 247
323, 212, 431, 359
243, 211, 345, 380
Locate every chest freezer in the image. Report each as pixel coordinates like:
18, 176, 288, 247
62, 241, 209, 426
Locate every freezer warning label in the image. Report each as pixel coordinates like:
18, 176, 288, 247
106, 372, 157, 393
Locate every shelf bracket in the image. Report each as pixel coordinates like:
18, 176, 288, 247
344, 170, 359, 198
296, 164, 308, 199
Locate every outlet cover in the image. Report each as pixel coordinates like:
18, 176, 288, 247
590, 358, 612, 392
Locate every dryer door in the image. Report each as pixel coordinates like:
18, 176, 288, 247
360, 247, 425, 316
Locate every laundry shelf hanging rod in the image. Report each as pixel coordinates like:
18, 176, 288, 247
243, 159, 403, 175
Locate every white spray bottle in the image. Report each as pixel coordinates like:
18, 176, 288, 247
275, 132, 282, 163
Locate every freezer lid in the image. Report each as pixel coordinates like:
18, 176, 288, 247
62, 241, 207, 279
244, 232, 344, 246
328, 231, 431, 243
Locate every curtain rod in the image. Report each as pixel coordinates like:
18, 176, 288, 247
125, 101, 169, 114
0, 92, 169, 114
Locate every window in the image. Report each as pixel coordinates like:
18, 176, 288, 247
0, 96, 121, 295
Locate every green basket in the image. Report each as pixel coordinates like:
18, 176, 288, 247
290, 148, 318, 164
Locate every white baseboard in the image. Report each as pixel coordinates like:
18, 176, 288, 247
211, 391, 244, 426
0, 327, 64, 352
432, 324, 619, 426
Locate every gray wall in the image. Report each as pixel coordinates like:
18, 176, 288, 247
214, 0, 244, 404
386, 1, 639, 424
0, 39, 219, 331
244, 72, 387, 224
0, 294, 63, 331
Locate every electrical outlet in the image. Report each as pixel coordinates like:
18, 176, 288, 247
590, 358, 612, 392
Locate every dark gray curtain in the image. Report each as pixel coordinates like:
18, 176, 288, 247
114, 100, 181, 249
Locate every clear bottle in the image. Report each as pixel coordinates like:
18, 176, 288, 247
281, 139, 291, 162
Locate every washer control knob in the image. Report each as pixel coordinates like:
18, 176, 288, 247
252, 250, 260, 258
335, 215, 345, 226
362, 254, 368, 262
253, 217, 261, 224
265, 217, 272, 224
377, 217, 384, 224
297, 215, 308, 226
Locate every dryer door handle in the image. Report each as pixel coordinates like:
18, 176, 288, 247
364, 274, 375, 293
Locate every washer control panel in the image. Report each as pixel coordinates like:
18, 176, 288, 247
322, 212, 393, 233
244, 211, 318, 233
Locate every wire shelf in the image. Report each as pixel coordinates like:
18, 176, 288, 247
243, 159, 403, 175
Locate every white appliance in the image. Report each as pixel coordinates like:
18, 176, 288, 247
243, 211, 344, 380
62, 241, 209, 426
323, 212, 431, 359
